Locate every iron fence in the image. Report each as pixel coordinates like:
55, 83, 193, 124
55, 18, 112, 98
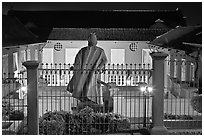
2, 72, 27, 135
163, 58, 202, 129
3, 58, 201, 135
38, 63, 153, 134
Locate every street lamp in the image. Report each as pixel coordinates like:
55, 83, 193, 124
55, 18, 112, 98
140, 85, 153, 128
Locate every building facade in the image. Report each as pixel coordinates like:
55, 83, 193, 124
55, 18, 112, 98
3, 9, 195, 91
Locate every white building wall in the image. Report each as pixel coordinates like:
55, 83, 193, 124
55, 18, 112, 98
44, 40, 150, 64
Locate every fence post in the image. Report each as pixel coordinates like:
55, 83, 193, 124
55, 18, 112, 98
23, 61, 39, 135
150, 52, 168, 135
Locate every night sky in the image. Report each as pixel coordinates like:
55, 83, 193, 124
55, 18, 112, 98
2, 2, 202, 26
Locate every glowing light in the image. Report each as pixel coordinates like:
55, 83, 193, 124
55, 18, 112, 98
140, 86, 146, 92
21, 86, 27, 93
16, 89, 20, 93
147, 87, 153, 92
140, 86, 153, 93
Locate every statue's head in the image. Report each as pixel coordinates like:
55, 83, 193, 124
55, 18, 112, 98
88, 32, 97, 46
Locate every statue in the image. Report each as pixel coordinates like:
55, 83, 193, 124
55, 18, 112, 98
67, 33, 108, 107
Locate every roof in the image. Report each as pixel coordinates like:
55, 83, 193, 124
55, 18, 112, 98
149, 25, 202, 54
8, 10, 186, 29
2, 15, 43, 47
48, 28, 169, 41
5, 9, 186, 44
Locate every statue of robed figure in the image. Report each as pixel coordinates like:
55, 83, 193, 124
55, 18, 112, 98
67, 33, 108, 105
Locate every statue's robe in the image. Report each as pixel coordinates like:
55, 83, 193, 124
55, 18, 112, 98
67, 45, 107, 104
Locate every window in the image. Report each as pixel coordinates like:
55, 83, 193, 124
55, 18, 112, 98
13, 52, 18, 78
35, 49, 38, 61
20, 50, 26, 63
13, 52, 18, 71
19, 50, 26, 72
26, 49, 31, 61
111, 49, 125, 64
190, 63, 195, 81
167, 55, 171, 75
54, 42, 63, 51
173, 59, 177, 78
65, 48, 80, 65
2, 54, 8, 75
129, 42, 138, 51
142, 49, 152, 69
42, 48, 54, 68
181, 59, 186, 81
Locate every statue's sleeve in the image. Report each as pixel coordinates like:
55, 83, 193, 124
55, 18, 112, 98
98, 49, 108, 69
73, 49, 82, 70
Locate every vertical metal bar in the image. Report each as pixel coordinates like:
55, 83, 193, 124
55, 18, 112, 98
64, 63, 66, 112
125, 64, 128, 118
8, 73, 10, 134
23, 71, 26, 134
45, 63, 48, 113
179, 83, 182, 128
143, 92, 147, 128
68, 64, 70, 135
183, 80, 187, 129
50, 63, 53, 112
129, 64, 132, 121
138, 64, 141, 128
147, 64, 150, 127
46, 63, 49, 134
165, 60, 169, 122
147, 89, 150, 127
120, 64, 123, 116
17, 72, 20, 133
12, 73, 15, 134
174, 59, 178, 128
133, 69, 135, 120
103, 64, 106, 113
40, 63, 44, 132
170, 59, 173, 128
59, 63, 62, 111
54, 63, 56, 111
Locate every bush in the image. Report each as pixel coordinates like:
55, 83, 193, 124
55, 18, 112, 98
92, 112, 131, 132
2, 101, 14, 120
39, 107, 131, 135
164, 113, 193, 120
191, 95, 202, 113
9, 110, 24, 120
39, 111, 66, 135
2, 100, 24, 121
168, 130, 202, 135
